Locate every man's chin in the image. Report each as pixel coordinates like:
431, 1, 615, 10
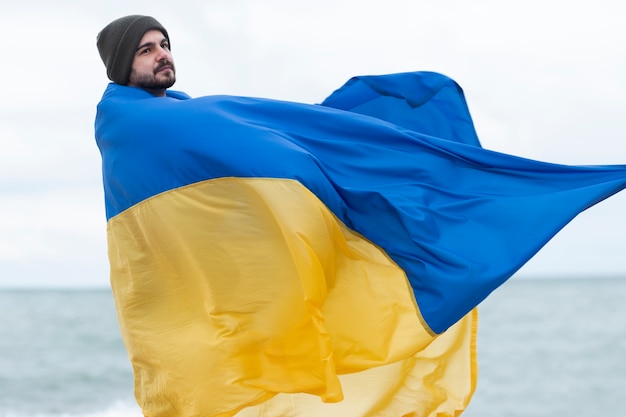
157, 73, 176, 88
129, 73, 176, 90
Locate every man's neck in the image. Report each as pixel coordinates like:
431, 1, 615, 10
145, 87, 167, 97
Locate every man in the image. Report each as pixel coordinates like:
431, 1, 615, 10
95, 15, 626, 417
97, 15, 176, 96
95, 15, 479, 417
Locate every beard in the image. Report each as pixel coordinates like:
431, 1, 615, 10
129, 61, 176, 90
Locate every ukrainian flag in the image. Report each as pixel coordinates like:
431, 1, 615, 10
95, 71, 626, 417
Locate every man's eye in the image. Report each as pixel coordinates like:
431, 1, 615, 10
162, 43, 170, 50
140, 48, 150, 55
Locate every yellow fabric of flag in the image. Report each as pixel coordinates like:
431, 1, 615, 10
107, 178, 477, 417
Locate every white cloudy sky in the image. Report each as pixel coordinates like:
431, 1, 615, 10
1, 0, 625, 288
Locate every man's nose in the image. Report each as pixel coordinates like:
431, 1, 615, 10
156, 46, 171, 61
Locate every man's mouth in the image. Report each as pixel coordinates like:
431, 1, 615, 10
156, 63, 173, 74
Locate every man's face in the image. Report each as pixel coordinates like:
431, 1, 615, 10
128, 29, 176, 94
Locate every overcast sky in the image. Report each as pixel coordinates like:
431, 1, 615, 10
1, 0, 625, 288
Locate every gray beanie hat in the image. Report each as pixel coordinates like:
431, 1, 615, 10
97, 15, 170, 85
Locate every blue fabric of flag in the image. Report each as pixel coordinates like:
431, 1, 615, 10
95, 71, 626, 334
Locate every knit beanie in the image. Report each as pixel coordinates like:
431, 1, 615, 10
97, 15, 170, 85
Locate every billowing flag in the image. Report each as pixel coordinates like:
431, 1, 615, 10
95, 71, 626, 416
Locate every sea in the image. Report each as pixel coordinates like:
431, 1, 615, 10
1, 277, 625, 417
